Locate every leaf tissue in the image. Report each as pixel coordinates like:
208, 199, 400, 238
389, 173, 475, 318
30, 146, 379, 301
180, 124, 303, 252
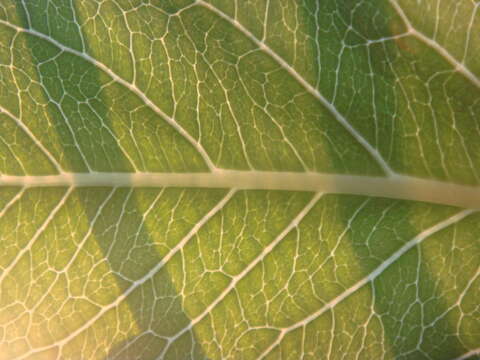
0, 0, 479, 359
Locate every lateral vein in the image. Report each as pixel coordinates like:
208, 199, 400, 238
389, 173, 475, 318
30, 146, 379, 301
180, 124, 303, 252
14, 189, 236, 359
389, 0, 480, 89
258, 208, 476, 359
0, 19, 217, 172
161, 192, 324, 357
0, 105, 63, 173
196, 0, 393, 175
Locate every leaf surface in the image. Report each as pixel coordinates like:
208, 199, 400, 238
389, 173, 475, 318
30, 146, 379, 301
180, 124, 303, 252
0, 1, 479, 359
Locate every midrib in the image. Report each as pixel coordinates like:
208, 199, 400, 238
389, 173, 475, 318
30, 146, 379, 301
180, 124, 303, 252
1, 171, 479, 209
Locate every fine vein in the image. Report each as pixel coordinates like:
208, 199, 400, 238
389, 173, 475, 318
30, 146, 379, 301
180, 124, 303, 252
197, 0, 393, 175
258, 208, 476, 359
389, 0, 480, 89
0, 19, 217, 172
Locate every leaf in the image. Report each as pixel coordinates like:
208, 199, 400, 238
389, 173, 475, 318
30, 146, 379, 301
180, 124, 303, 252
0, 0, 479, 359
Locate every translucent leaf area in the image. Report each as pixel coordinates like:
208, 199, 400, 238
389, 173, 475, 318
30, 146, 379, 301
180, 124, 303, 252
0, 1, 479, 359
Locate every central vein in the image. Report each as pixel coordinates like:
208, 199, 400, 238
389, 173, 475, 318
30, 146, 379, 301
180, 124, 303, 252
1, 171, 479, 209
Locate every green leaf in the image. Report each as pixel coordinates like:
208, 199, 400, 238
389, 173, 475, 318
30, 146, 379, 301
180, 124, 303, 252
0, 1, 479, 359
